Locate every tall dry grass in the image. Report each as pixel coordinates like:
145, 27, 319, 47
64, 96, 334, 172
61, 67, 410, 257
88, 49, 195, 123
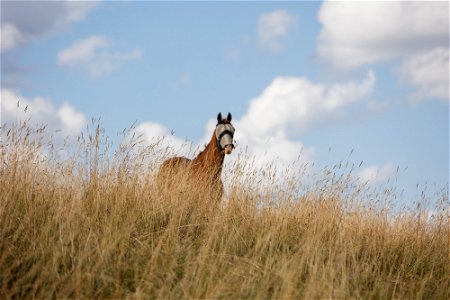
0, 119, 449, 299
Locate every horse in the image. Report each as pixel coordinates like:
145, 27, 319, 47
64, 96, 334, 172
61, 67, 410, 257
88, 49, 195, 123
156, 112, 235, 203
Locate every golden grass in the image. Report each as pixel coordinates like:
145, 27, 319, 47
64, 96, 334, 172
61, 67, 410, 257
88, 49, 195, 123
0, 120, 449, 299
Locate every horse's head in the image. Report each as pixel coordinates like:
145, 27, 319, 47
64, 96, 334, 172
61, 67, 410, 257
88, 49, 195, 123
216, 112, 235, 155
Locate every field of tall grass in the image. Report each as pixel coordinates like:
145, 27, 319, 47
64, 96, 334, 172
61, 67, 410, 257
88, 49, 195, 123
1, 119, 449, 299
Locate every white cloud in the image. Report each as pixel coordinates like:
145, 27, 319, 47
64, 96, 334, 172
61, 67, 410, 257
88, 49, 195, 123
358, 163, 396, 186
133, 122, 193, 160
0, 0, 99, 53
58, 36, 109, 66
397, 47, 449, 102
57, 103, 88, 135
57, 36, 142, 78
258, 10, 296, 52
237, 71, 375, 138
1, 22, 24, 52
64, 1, 100, 23
1, 88, 87, 139
317, 1, 449, 69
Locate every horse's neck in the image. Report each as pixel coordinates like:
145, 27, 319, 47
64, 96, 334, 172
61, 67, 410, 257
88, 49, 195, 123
193, 131, 224, 175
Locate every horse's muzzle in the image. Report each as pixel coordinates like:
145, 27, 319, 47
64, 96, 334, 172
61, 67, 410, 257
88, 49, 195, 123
224, 144, 234, 155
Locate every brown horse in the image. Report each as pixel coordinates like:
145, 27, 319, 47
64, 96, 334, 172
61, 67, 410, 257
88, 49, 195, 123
157, 112, 235, 201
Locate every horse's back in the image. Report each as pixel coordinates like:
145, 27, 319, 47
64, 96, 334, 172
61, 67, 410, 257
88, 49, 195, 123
159, 156, 190, 173
156, 156, 223, 203
157, 156, 191, 186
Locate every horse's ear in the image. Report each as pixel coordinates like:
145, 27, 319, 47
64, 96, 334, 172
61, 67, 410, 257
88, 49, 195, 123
217, 113, 223, 123
227, 112, 232, 122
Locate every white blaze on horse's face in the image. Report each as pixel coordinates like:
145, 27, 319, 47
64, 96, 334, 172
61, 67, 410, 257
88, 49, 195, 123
216, 123, 235, 155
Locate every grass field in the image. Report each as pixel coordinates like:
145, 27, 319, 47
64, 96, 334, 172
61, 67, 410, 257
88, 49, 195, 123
1, 120, 449, 299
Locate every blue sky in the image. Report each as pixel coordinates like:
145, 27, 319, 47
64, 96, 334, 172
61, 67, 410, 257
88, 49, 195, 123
1, 1, 449, 206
